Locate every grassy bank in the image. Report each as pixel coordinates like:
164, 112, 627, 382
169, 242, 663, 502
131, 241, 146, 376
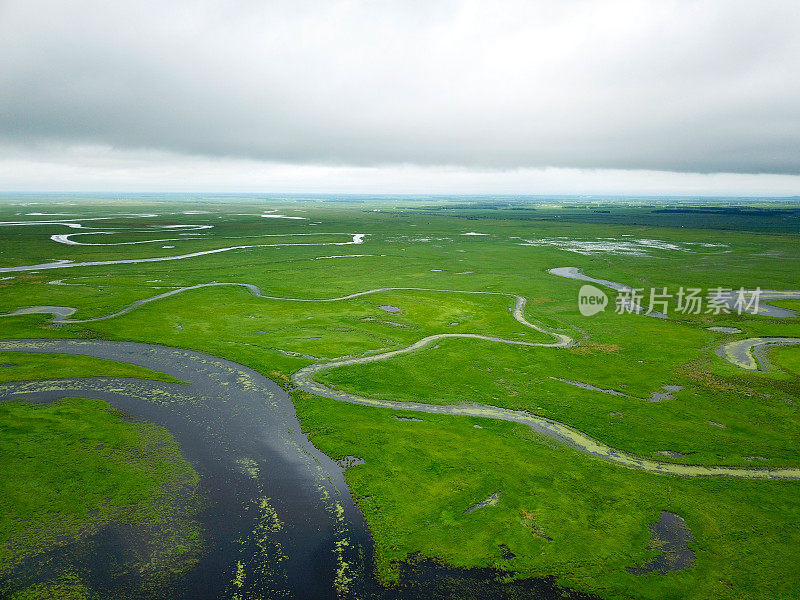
1, 197, 799, 598
0, 352, 181, 384
0, 396, 202, 599
294, 390, 800, 600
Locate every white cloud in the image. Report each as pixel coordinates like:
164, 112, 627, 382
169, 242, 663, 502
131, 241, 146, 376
0, 144, 797, 195
0, 0, 798, 191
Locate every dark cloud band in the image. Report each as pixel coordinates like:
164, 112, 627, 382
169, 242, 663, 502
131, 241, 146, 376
0, 0, 798, 175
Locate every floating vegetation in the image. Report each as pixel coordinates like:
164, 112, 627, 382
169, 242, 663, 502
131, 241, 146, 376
719, 337, 800, 371
232, 561, 246, 600
237, 457, 260, 480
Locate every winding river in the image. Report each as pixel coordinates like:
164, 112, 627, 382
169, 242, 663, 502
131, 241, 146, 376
549, 266, 800, 373
5, 217, 800, 597
292, 355, 800, 480
718, 337, 800, 371
2, 281, 798, 479
549, 266, 800, 318
0, 339, 600, 600
0, 338, 368, 599
548, 267, 668, 318
0, 283, 574, 349
0, 233, 366, 273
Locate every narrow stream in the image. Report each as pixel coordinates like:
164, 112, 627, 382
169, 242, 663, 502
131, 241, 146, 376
0, 339, 598, 600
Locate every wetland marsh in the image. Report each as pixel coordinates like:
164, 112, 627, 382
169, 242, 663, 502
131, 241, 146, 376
1, 195, 799, 600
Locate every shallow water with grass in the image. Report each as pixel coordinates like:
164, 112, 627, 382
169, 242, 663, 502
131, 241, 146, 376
1, 195, 799, 599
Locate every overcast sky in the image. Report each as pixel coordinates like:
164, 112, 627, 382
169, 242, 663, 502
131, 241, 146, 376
1, 0, 798, 195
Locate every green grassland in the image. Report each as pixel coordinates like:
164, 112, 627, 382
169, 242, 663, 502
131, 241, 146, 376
294, 390, 800, 600
1, 195, 799, 599
770, 344, 800, 377
0, 352, 181, 384
0, 396, 202, 599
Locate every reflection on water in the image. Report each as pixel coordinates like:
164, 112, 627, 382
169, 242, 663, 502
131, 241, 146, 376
627, 511, 695, 576
0, 339, 597, 600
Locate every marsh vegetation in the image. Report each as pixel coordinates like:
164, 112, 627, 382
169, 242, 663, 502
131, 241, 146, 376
1, 195, 798, 599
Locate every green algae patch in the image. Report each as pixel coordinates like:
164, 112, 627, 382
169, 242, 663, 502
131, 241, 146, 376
0, 352, 181, 384
0, 397, 203, 596
10, 572, 94, 600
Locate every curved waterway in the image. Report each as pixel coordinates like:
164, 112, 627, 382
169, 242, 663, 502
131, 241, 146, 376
293, 356, 800, 480
50, 224, 214, 246
718, 337, 800, 370
549, 267, 800, 318
3, 282, 798, 479
547, 267, 667, 318
0, 233, 365, 273
0, 283, 575, 347
0, 339, 600, 600
711, 290, 800, 318
0, 338, 367, 600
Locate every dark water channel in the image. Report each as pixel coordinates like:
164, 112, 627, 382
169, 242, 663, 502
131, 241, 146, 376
0, 339, 598, 600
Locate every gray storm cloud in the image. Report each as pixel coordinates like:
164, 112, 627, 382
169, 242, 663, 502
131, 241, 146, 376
0, 0, 798, 175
